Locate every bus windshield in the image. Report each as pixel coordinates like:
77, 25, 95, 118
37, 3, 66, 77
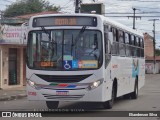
27, 29, 102, 70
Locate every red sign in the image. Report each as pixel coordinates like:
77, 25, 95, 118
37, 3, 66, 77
28, 91, 37, 96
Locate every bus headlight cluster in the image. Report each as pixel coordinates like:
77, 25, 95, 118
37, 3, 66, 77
87, 79, 103, 91
27, 79, 37, 89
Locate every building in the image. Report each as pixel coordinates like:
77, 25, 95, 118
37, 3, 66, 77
144, 32, 154, 57
144, 32, 160, 74
0, 23, 27, 89
145, 56, 160, 74
0, 11, 60, 89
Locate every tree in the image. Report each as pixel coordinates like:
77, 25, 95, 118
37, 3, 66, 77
4, 0, 60, 17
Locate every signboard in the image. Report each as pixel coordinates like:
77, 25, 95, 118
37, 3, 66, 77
81, 3, 105, 15
33, 16, 97, 27
0, 24, 27, 44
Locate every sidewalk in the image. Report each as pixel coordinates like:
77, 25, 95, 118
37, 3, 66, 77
0, 86, 27, 101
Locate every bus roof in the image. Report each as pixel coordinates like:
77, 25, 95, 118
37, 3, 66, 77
29, 13, 143, 37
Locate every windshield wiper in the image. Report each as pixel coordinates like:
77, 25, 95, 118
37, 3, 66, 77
41, 26, 49, 35
74, 26, 87, 46
71, 26, 88, 58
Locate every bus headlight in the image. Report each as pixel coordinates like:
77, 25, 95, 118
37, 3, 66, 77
27, 79, 36, 88
87, 79, 103, 91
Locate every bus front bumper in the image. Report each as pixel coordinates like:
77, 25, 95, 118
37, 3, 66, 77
26, 79, 108, 102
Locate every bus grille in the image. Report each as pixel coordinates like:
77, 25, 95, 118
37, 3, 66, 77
36, 74, 92, 83
43, 94, 84, 100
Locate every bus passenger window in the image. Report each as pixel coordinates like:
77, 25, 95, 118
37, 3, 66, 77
125, 33, 129, 44
131, 35, 135, 45
140, 38, 144, 48
119, 30, 125, 56
112, 28, 119, 55
135, 37, 139, 46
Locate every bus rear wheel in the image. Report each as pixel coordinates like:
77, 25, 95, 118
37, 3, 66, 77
130, 79, 138, 99
46, 101, 59, 109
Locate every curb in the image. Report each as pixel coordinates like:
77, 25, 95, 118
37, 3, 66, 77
0, 94, 27, 101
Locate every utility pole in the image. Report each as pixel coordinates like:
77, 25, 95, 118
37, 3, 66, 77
148, 19, 159, 74
133, 8, 136, 29
128, 8, 141, 29
75, 0, 82, 13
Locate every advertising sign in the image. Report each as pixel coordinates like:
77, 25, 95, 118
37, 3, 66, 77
0, 24, 27, 44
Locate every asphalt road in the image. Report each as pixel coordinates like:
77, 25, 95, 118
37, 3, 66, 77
0, 74, 160, 120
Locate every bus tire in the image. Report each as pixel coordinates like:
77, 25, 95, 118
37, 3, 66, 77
46, 101, 59, 109
103, 85, 115, 109
123, 93, 131, 99
130, 79, 138, 99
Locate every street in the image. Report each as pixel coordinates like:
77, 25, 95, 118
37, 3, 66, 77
0, 74, 160, 119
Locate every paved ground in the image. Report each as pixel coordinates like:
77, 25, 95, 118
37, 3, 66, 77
0, 86, 26, 101
0, 74, 160, 119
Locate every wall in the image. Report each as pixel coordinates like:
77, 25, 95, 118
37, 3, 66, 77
144, 33, 154, 57
0, 50, 2, 89
145, 62, 159, 74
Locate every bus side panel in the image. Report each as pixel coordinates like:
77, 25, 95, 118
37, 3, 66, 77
138, 58, 145, 89
103, 62, 113, 102
111, 56, 133, 97
111, 56, 145, 97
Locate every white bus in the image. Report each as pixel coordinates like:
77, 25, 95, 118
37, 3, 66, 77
26, 14, 145, 109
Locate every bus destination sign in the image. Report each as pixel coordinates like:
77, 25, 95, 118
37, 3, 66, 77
33, 16, 97, 27
55, 18, 77, 26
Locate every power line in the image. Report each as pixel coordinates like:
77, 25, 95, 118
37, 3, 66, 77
105, 12, 160, 14
105, 15, 160, 17
117, 0, 160, 2
60, 0, 72, 8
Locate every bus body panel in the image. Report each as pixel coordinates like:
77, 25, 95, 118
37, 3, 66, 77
111, 56, 145, 97
27, 65, 113, 102
26, 14, 145, 104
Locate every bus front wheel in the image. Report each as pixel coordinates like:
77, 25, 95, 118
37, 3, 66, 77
103, 86, 115, 109
46, 101, 59, 109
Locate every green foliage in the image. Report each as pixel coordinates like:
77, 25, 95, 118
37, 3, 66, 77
4, 0, 60, 17
155, 49, 160, 56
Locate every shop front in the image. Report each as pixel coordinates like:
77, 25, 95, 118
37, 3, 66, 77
0, 24, 27, 89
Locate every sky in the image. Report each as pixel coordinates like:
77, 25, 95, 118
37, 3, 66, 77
0, 0, 160, 48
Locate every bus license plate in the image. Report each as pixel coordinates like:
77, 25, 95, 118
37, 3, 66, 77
56, 91, 69, 96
